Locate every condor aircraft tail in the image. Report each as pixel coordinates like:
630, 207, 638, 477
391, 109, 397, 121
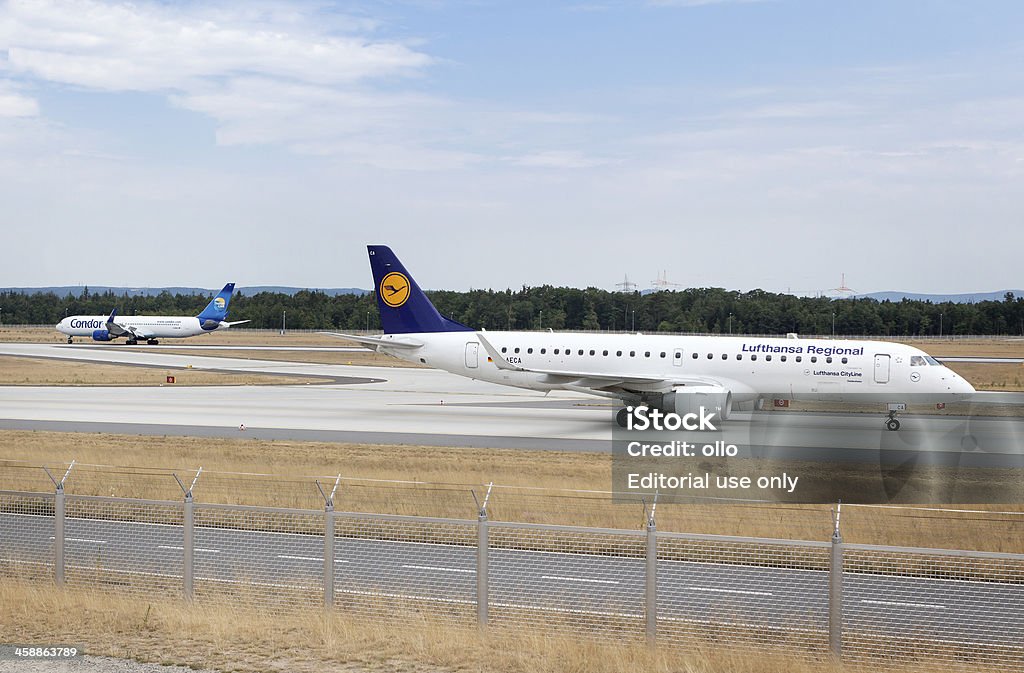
368, 245, 473, 335
196, 283, 249, 330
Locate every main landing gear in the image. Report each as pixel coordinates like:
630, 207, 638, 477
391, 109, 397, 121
885, 410, 901, 432
147, 339, 159, 345
66, 336, 73, 344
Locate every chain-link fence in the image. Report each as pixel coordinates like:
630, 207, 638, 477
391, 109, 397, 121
2, 466, 1024, 672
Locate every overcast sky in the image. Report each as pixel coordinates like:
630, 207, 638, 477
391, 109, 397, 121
1, 0, 1022, 294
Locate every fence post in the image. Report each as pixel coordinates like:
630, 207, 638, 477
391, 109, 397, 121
43, 462, 74, 587
54, 484, 65, 586
316, 476, 341, 610
324, 503, 335, 608
174, 468, 201, 602
474, 482, 493, 631
645, 518, 657, 648
183, 493, 194, 600
829, 503, 843, 659
477, 509, 489, 630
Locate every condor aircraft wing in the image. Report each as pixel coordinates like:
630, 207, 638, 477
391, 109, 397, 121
475, 332, 730, 394
104, 308, 155, 340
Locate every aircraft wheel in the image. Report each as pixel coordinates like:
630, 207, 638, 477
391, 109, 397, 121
885, 418, 900, 431
148, 339, 159, 345
126, 340, 137, 346
615, 407, 630, 428
66, 337, 73, 344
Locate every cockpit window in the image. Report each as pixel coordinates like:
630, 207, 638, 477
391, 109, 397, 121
910, 355, 927, 367
925, 356, 941, 366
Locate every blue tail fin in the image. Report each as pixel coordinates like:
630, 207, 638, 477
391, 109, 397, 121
196, 283, 235, 324
368, 246, 473, 334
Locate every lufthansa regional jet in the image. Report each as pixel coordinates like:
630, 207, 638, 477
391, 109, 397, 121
56, 283, 249, 345
327, 247, 975, 430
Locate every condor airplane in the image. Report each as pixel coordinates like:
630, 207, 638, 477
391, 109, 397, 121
328, 247, 975, 430
56, 283, 249, 345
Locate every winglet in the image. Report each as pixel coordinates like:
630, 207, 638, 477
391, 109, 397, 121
476, 332, 523, 372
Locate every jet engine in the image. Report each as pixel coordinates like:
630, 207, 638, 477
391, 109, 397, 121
91, 329, 112, 341
660, 385, 733, 422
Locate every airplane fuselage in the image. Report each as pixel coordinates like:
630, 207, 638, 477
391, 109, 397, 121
375, 331, 975, 403
56, 316, 226, 340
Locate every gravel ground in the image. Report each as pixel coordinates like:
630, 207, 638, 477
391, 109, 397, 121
0, 654, 219, 673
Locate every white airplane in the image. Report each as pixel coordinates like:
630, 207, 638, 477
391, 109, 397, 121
328, 246, 976, 431
56, 283, 250, 345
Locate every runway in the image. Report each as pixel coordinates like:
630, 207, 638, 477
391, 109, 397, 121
1, 343, 1023, 466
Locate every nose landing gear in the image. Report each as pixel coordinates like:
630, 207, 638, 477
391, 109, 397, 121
884, 402, 906, 431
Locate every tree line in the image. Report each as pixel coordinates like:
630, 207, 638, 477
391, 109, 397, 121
3, 286, 1023, 336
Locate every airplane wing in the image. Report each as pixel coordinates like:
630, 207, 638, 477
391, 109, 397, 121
104, 309, 154, 339
475, 332, 727, 394
223, 320, 251, 327
320, 332, 423, 349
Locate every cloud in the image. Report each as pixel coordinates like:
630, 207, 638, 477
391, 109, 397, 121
506, 150, 608, 169
0, 82, 38, 116
0, 0, 441, 158
0, 0, 430, 90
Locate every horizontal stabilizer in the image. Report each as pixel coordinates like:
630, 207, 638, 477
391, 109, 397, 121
320, 332, 423, 349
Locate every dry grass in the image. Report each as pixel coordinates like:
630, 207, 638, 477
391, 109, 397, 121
2, 430, 1023, 553
0, 578, 993, 673
901, 338, 1024, 357
0, 355, 325, 386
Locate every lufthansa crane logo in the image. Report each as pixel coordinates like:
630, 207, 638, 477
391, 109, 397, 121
380, 272, 410, 308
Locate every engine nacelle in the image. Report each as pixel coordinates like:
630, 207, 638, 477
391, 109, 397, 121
661, 386, 732, 422
91, 329, 112, 342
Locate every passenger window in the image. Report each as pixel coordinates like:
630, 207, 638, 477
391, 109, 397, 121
527, 348, 533, 354
603, 350, 609, 356
810, 356, 817, 363
644, 351, 651, 357
630, 351, 636, 357
751, 354, 757, 361
590, 349, 596, 356
554, 349, 559, 355
826, 356, 832, 364
514, 347, 520, 354
796, 356, 802, 363
660, 352, 667, 358
736, 354, 742, 360
766, 355, 772, 361
707, 353, 713, 359
616, 351, 623, 357
578, 349, 584, 355
781, 355, 787, 362
721, 354, 728, 360
691, 353, 698, 359
541, 348, 546, 354
501, 347, 507, 353
841, 357, 847, 364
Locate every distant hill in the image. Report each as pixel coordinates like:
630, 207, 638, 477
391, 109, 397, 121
854, 290, 1024, 303
0, 285, 370, 297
